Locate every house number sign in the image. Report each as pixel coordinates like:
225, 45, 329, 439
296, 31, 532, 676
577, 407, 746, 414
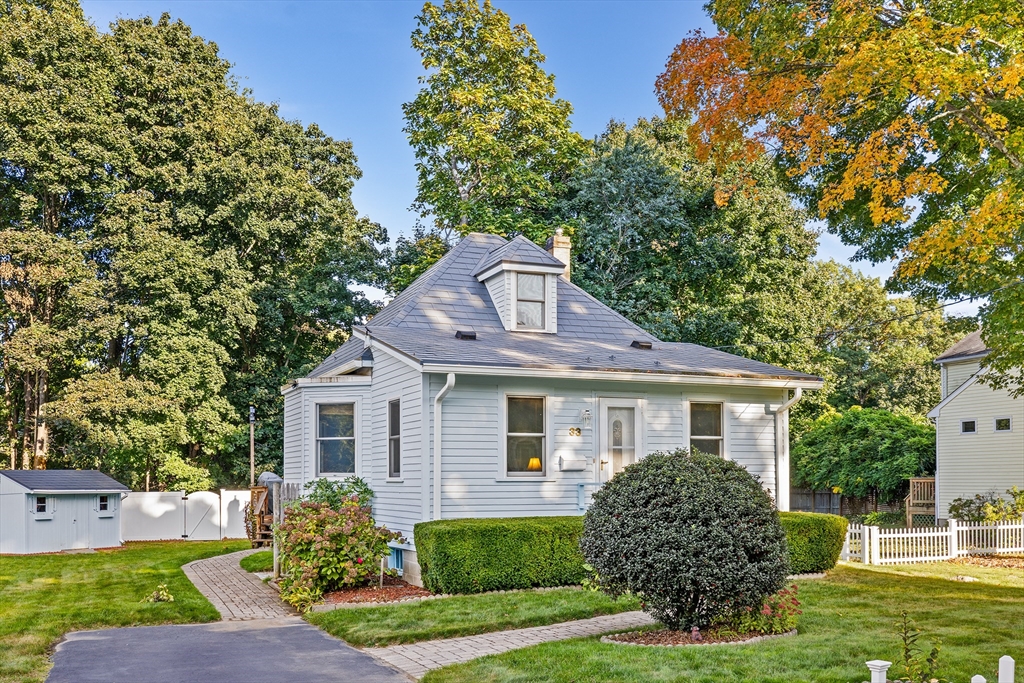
568, 427, 582, 437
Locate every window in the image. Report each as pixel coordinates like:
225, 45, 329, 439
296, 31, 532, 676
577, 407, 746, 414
961, 419, 977, 434
388, 399, 401, 478
35, 496, 46, 513
690, 402, 723, 456
99, 495, 109, 511
995, 417, 1012, 432
318, 403, 356, 474
507, 396, 545, 476
516, 273, 546, 330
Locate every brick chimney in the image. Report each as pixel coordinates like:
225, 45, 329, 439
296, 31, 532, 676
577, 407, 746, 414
545, 228, 571, 281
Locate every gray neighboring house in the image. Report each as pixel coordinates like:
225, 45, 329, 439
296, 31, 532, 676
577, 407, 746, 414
282, 232, 822, 585
929, 330, 1024, 519
0, 470, 129, 554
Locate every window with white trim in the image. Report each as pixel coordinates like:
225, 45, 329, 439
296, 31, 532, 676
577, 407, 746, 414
506, 396, 545, 476
515, 273, 546, 330
35, 496, 47, 513
691, 402, 723, 456
318, 403, 356, 474
388, 399, 401, 478
961, 419, 977, 434
99, 495, 109, 511
995, 417, 1012, 432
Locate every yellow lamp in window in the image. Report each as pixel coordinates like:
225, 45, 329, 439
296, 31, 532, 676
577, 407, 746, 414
527, 457, 542, 472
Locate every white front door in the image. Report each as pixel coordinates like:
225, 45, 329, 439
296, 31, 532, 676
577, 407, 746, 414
598, 398, 643, 483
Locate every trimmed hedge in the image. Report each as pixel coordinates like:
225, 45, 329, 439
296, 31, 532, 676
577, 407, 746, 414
779, 512, 848, 573
413, 516, 586, 594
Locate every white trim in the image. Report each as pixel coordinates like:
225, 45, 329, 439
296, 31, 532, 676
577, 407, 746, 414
282, 375, 371, 395
320, 357, 373, 377
689, 400, 726, 458
314, 399, 361, 477
368, 337, 423, 372
475, 261, 566, 282
510, 271, 555, 334
960, 418, 979, 435
927, 370, 985, 418
387, 396, 402, 480
500, 391, 551, 478
934, 350, 990, 366
597, 397, 644, 482
994, 416, 1013, 432
19, 489, 127, 495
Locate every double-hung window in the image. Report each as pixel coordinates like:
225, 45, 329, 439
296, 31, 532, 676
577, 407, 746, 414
506, 396, 545, 476
690, 402, 723, 456
318, 403, 356, 475
388, 399, 401, 478
515, 274, 546, 330
35, 496, 47, 513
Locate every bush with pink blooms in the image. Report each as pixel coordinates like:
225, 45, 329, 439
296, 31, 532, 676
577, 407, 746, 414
277, 497, 401, 612
716, 584, 802, 635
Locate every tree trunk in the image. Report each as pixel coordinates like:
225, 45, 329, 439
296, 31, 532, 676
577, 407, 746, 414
33, 370, 48, 469
22, 374, 35, 470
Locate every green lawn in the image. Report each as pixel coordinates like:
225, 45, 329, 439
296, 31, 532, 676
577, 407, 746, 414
240, 550, 273, 572
422, 563, 1024, 683
0, 540, 249, 683
307, 588, 641, 647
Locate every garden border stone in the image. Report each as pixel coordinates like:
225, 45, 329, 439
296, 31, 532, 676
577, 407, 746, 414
600, 628, 798, 647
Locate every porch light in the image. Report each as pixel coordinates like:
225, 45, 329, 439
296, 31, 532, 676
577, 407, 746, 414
579, 409, 592, 428
527, 457, 542, 471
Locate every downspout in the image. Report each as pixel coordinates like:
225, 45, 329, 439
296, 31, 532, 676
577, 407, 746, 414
774, 388, 803, 512
432, 373, 456, 521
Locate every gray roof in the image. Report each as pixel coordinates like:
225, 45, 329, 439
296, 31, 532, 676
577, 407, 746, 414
472, 235, 566, 276
310, 337, 372, 377
0, 469, 129, 492
310, 233, 819, 383
935, 330, 989, 363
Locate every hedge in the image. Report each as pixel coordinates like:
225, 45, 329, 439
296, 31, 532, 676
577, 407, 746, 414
779, 512, 848, 573
413, 516, 586, 594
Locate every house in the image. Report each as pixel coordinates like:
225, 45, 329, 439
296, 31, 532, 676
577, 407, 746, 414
282, 232, 822, 585
928, 330, 1024, 520
0, 470, 129, 554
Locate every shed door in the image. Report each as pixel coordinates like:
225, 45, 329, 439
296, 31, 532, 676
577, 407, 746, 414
63, 496, 91, 550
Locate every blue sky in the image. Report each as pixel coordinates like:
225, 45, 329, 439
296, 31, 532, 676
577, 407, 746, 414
79, 0, 977, 314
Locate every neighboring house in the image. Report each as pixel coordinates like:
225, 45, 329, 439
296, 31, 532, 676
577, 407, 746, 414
928, 331, 1024, 520
282, 232, 822, 584
0, 470, 128, 554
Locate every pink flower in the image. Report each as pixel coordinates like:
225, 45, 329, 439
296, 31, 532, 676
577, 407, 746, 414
356, 557, 363, 564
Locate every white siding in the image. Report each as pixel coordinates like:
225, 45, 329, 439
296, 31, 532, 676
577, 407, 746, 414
0, 475, 27, 554
483, 273, 510, 331
282, 389, 304, 484
936, 378, 1024, 518
944, 360, 980, 397
1, 484, 122, 554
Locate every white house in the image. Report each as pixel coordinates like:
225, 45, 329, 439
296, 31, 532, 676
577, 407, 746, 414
928, 331, 1024, 519
0, 470, 128, 554
282, 232, 823, 584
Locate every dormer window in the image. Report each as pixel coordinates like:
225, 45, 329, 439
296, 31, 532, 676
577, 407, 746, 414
516, 273, 546, 330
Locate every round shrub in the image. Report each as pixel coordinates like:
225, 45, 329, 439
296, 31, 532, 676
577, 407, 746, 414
580, 449, 789, 630
778, 512, 848, 573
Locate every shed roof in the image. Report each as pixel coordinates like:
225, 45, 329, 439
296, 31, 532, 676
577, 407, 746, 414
0, 470, 130, 493
935, 330, 989, 363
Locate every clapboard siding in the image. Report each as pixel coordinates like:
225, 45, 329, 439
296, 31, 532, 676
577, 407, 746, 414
483, 273, 509, 331
282, 389, 304, 484
729, 399, 776, 491
936, 378, 1024, 517
945, 360, 980, 397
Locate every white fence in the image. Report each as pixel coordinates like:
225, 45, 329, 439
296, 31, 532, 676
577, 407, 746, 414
867, 655, 1013, 683
121, 490, 249, 541
843, 519, 1024, 565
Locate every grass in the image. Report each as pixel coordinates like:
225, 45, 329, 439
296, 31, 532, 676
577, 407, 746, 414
0, 540, 249, 683
307, 587, 641, 647
240, 550, 273, 573
421, 563, 1024, 683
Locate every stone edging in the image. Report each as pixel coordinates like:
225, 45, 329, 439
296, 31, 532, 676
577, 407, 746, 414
789, 572, 827, 580
309, 584, 579, 613
600, 628, 798, 648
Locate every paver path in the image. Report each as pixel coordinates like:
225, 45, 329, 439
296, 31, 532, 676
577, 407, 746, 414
366, 610, 657, 679
182, 548, 293, 620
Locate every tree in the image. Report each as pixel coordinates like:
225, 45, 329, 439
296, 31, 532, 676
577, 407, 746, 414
792, 407, 936, 505
403, 0, 586, 245
386, 227, 451, 295
655, 1, 1024, 391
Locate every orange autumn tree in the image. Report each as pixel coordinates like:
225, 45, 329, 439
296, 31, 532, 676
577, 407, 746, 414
656, 0, 1024, 391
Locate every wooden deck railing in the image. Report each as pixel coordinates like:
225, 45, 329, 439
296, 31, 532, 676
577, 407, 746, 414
904, 477, 936, 527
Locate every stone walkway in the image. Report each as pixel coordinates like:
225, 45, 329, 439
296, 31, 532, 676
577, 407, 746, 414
366, 610, 656, 679
182, 548, 295, 621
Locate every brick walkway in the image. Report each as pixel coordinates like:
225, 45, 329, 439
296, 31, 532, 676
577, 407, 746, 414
182, 549, 295, 621
366, 610, 656, 679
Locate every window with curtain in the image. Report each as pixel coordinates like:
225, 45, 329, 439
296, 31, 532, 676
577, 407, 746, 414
516, 273, 546, 330
690, 402, 723, 456
318, 403, 356, 474
388, 399, 401, 478
507, 396, 545, 475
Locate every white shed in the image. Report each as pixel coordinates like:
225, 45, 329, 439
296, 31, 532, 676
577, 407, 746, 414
0, 470, 129, 554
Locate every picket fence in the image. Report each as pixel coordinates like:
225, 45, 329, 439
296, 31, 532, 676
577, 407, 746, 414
843, 519, 1024, 565
867, 655, 1014, 683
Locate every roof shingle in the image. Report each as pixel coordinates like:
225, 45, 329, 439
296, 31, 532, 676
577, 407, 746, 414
0, 470, 129, 492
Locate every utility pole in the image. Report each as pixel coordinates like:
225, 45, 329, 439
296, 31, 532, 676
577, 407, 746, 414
249, 405, 256, 488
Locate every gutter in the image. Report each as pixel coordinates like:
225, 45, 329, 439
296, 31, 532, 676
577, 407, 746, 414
773, 388, 803, 512
432, 373, 456, 521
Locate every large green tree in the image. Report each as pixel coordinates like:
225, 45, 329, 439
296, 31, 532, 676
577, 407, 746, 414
403, 0, 586, 246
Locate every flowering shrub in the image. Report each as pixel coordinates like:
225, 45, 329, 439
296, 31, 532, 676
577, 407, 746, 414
717, 585, 801, 635
277, 497, 401, 612
949, 487, 1024, 522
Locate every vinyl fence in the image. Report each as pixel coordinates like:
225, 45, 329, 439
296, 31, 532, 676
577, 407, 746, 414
121, 490, 250, 541
867, 655, 1013, 683
843, 519, 1024, 565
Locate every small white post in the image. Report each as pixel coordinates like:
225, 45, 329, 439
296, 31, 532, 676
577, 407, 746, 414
866, 660, 891, 683
999, 655, 1014, 683
949, 518, 959, 558
972, 676, 987, 683
869, 526, 881, 565
272, 481, 281, 580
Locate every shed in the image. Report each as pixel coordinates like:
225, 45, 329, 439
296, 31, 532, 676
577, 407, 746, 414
0, 470, 129, 554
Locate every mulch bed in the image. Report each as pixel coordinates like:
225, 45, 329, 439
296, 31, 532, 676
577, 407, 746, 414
323, 576, 432, 605
951, 555, 1024, 570
604, 628, 796, 647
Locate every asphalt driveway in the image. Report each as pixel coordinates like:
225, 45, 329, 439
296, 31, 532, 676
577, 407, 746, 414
47, 617, 410, 683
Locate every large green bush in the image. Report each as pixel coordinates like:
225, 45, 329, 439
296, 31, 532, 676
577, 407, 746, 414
414, 516, 586, 594
778, 512, 848, 573
580, 449, 789, 630
949, 487, 1024, 522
